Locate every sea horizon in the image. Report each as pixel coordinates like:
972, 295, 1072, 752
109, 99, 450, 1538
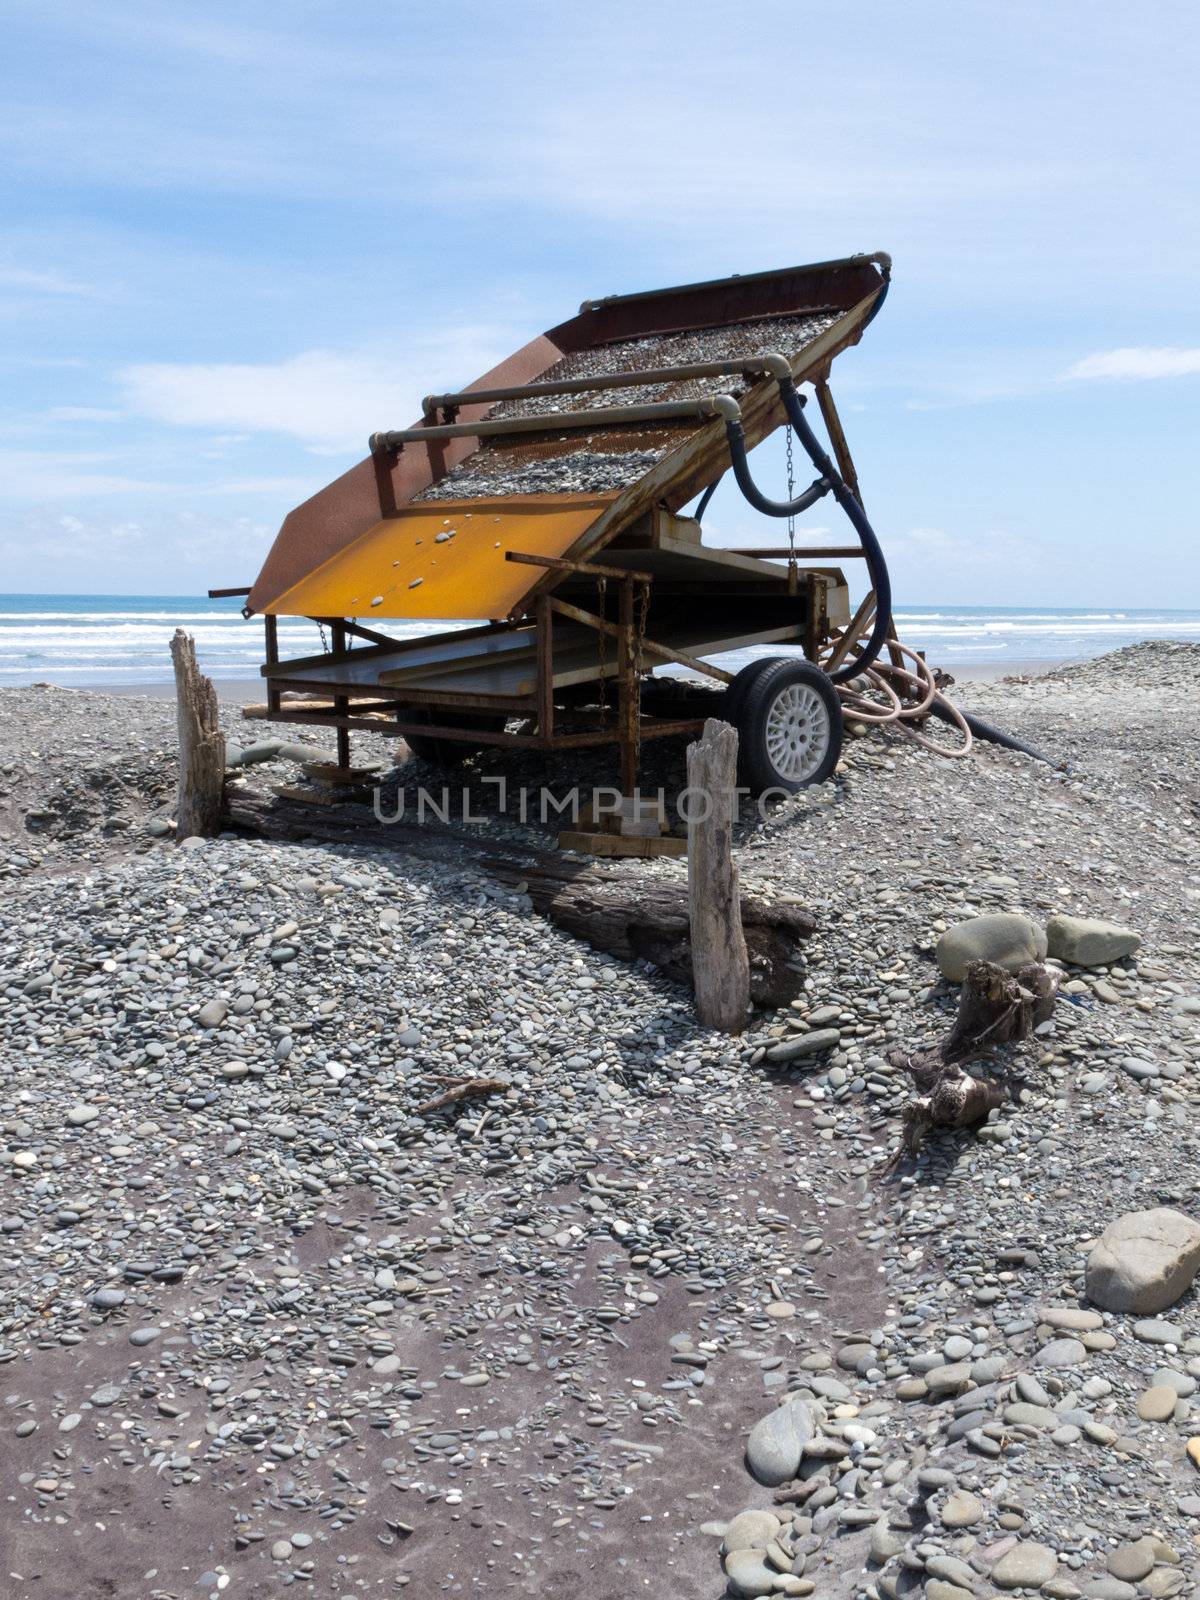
2, 591, 1198, 687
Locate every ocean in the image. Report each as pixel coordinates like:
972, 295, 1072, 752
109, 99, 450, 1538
1, 594, 1198, 687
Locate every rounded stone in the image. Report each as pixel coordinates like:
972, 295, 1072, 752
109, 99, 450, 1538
992, 1541, 1059, 1589
1046, 914, 1140, 966
723, 1509, 781, 1553
936, 913, 1047, 982
1086, 1209, 1200, 1316
1107, 1540, 1156, 1582
724, 1548, 776, 1597
1036, 1337, 1086, 1368
744, 1396, 814, 1487
941, 1488, 985, 1528
1137, 1384, 1178, 1421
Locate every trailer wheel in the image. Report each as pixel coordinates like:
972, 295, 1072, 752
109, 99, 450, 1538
400, 710, 505, 767
735, 658, 843, 795
719, 655, 776, 729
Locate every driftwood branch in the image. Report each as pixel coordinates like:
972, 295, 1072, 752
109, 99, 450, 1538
416, 1076, 509, 1115
687, 719, 750, 1032
223, 785, 816, 1005
170, 628, 225, 840
942, 958, 1058, 1061
888, 958, 1059, 1167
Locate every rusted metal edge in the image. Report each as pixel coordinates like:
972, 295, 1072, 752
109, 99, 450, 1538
579, 252, 891, 312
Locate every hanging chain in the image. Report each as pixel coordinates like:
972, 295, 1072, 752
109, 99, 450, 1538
595, 575, 609, 724
318, 619, 329, 654
785, 425, 798, 563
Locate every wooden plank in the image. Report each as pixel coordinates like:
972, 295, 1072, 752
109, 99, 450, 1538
507, 549, 654, 583
558, 830, 687, 860
722, 546, 863, 559
814, 377, 863, 504
330, 621, 351, 770
536, 594, 554, 739
805, 572, 828, 662
687, 719, 749, 1032
264, 618, 515, 677
618, 578, 638, 794
265, 676, 533, 711
170, 630, 225, 839
593, 536, 811, 582
242, 700, 399, 722
639, 638, 734, 685
264, 614, 281, 713
825, 591, 877, 672
545, 717, 705, 750
272, 783, 370, 808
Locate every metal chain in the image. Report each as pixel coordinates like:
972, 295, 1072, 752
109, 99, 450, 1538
785, 425, 797, 562
318, 620, 329, 654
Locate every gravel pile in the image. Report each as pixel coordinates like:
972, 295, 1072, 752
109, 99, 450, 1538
1, 642, 1199, 1598
417, 311, 839, 503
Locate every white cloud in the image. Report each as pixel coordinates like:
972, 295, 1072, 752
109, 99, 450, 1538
44, 405, 124, 422
1060, 347, 1200, 382
0, 449, 167, 499
890, 525, 1038, 570
0, 265, 96, 296
118, 328, 511, 452
0, 448, 318, 503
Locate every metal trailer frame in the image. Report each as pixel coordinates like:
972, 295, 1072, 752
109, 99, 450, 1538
217, 255, 893, 792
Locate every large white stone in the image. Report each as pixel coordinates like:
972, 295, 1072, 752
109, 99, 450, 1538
744, 1396, 814, 1487
1046, 914, 1141, 966
935, 914, 1047, 983
1087, 1208, 1200, 1314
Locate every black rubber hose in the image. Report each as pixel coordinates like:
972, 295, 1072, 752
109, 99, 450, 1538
722, 415, 833, 519
693, 475, 722, 523
928, 700, 1063, 769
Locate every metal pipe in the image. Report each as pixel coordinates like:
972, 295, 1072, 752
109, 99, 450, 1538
422, 357, 783, 417
370, 397, 725, 454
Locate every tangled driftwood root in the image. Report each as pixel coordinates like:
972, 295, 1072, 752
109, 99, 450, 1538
888, 958, 1059, 1167
416, 1076, 510, 1115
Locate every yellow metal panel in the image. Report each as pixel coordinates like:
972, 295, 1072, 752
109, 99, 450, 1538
265, 493, 619, 620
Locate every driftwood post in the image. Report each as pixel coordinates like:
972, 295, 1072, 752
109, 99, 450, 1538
170, 627, 225, 840
687, 718, 750, 1032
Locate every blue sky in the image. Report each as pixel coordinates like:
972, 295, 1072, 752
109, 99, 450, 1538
1, 0, 1197, 605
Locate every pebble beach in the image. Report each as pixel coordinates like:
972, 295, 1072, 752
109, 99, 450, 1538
3, 639, 1200, 1600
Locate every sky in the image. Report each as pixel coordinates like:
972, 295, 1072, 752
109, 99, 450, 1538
1, 0, 1197, 606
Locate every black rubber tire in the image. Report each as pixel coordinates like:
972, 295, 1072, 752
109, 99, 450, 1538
719, 656, 777, 730
400, 710, 505, 767
734, 658, 843, 795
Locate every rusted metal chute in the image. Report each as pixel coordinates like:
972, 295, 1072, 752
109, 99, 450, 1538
221, 255, 897, 819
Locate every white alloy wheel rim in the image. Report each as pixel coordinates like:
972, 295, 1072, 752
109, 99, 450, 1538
763, 682, 830, 783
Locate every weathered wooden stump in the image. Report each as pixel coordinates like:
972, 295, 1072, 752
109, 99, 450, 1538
170, 628, 225, 840
686, 718, 750, 1032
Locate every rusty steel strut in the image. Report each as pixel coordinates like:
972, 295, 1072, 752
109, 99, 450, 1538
713, 366, 893, 685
